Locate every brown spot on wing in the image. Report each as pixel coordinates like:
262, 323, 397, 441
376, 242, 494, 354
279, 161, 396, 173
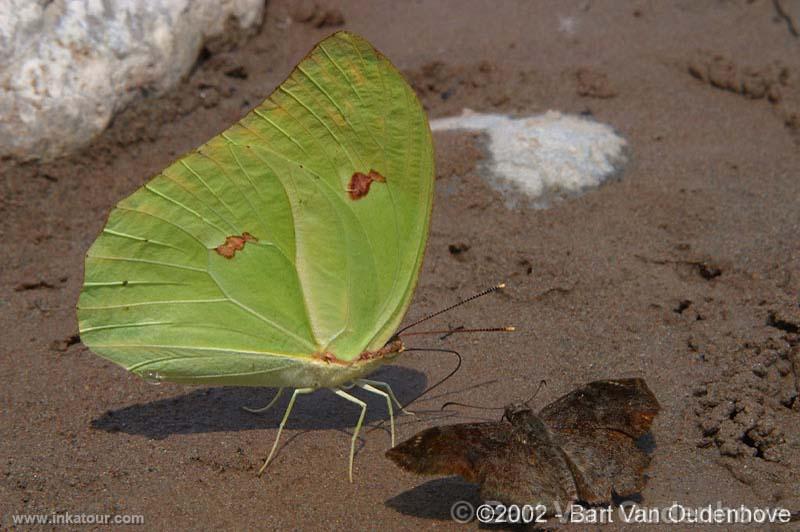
316, 351, 344, 364
215, 232, 258, 259
348, 169, 386, 200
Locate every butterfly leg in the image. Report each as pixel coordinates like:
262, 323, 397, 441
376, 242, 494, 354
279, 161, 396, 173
356, 379, 416, 416
257, 387, 314, 477
242, 387, 284, 414
355, 382, 395, 447
333, 389, 367, 483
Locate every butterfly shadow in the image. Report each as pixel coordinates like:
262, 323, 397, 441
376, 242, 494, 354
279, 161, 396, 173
91, 365, 427, 440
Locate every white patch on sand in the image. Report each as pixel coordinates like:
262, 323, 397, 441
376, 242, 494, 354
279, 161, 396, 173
430, 110, 628, 207
558, 15, 578, 35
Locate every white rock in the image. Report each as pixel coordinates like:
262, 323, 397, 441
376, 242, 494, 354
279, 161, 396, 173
0, 0, 264, 162
431, 110, 628, 207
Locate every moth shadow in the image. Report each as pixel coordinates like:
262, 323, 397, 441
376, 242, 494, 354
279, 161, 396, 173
91, 365, 426, 439
386, 479, 551, 530
385, 477, 481, 521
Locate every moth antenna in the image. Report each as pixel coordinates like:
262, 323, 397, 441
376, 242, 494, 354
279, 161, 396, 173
441, 379, 547, 412
522, 379, 548, 406
440, 401, 503, 412
402, 326, 515, 338
394, 283, 508, 337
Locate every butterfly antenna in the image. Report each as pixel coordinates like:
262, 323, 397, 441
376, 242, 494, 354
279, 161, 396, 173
402, 326, 515, 337
398, 348, 462, 408
367, 347, 464, 436
439, 325, 463, 340
394, 283, 508, 337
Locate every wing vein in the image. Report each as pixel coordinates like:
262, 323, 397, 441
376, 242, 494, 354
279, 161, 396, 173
224, 132, 317, 346
362, 42, 402, 326
95, 344, 309, 358
86, 255, 206, 272
80, 321, 172, 333
197, 149, 271, 239
116, 205, 210, 249
82, 281, 187, 287
220, 140, 295, 262
102, 228, 186, 252
180, 159, 243, 233
79, 298, 228, 310
143, 183, 229, 237
298, 61, 370, 170
252, 109, 308, 153
279, 85, 359, 171
242, 143, 356, 347
207, 262, 316, 351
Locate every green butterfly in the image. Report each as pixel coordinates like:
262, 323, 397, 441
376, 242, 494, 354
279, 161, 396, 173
78, 32, 434, 481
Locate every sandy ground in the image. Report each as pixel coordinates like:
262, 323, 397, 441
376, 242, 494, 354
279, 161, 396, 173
3, 1, 800, 529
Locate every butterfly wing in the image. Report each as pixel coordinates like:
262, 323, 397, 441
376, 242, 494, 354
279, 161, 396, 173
538, 379, 661, 503
77, 32, 434, 385
386, 416, 577, 510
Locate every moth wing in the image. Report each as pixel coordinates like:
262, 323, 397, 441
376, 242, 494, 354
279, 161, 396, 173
386, 422, 513, 484
387, 414, 578, 511
542, 427, 651, 503
539, 379, 660, 438
480, 412, 577, 511
539, 379, 660, 503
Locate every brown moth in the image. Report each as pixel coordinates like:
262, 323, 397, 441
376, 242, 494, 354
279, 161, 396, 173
386, 379, 660, 512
